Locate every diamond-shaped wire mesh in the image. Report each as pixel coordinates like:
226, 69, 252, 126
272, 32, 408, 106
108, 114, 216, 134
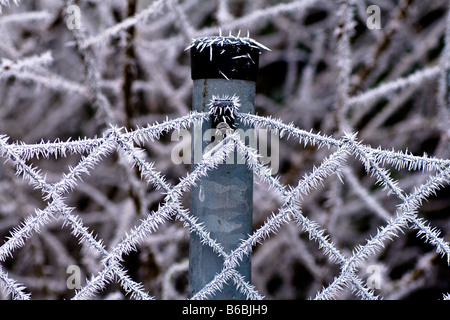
0, 110, 449, 299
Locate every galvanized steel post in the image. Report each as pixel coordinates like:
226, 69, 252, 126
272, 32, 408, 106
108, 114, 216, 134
188, 36, 262, 299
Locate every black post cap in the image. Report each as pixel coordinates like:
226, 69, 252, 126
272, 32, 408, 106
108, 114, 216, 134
188, 36, 269, 82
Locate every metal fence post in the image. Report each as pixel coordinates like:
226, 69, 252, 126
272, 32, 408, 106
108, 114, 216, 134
188, 35, 262, 299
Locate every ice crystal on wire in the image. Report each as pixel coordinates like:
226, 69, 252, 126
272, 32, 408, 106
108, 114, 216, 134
0, 0, 20, 14
208, 94, 240, 129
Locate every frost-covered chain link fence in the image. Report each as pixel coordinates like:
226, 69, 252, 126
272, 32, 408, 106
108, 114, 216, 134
1, 110, 449, 300
0, 0, 450, 300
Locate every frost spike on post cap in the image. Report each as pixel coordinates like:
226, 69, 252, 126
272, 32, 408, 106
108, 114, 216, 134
188, 35, 270, 81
